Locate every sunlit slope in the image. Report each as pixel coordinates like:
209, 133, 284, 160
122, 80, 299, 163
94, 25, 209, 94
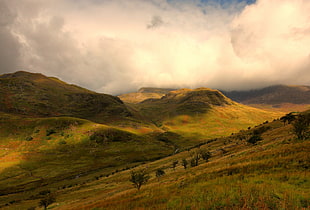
22, 113, 309, 210
0, 113, 175, 208
119, 87, 176, 104
132, 88, 283, 143
0, 71, 132, 124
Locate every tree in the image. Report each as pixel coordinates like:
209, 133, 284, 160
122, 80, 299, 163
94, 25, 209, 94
155, 168, 165, 181
181, 158, 188, 169
293, 114, 310, 140
200, 149, 211, 162
190, 151, 200, 167
172, 160, 178, 170
130, 170, 150, 190
280, 113, 296, 125
39, 193, 56, 210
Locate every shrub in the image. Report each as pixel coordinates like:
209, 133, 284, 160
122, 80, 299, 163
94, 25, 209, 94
182, 158, 188, 169
247, 135, 262, 144
46, 129, 56, 136
25, 136, 33, 141
172, 160, 178, 170
39, 193, 56, 210
156, 168, 165, 181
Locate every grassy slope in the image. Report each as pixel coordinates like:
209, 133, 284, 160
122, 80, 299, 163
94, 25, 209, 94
119, 88, 175, 104
130, 88, 284, 147
7, 116, 308, 210
0, 113, 176, 209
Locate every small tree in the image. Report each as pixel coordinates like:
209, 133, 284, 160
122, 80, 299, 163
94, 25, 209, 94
181, 158, 188, 169
293, 114, 310, 140
280, 113, 296, 125
200, 149, 211, 162
190, 151, 200, 167
130, 170, 150, 190
172, 160, 178, 170
39, 193, 56, 210
155, 168, 165, 181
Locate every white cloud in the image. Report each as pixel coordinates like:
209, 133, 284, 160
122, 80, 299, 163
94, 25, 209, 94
0, 0, 309, 95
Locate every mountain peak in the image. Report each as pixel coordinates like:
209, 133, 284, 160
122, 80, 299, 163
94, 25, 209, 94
162, 87, 233, 106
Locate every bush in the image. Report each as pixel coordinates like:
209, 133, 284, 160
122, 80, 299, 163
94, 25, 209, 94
25, 136, 33, 141
172, 160, 178, 170
39, 193, 56, 210
247, 135, 262, 144
156, 168, 165, 181
46, 129, 56, 136
182, 159, 188, 169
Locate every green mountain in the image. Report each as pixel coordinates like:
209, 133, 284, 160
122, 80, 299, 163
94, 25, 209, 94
0, 71, 132, 123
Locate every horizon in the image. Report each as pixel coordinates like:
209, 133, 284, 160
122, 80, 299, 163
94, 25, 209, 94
1, 0, 310, 95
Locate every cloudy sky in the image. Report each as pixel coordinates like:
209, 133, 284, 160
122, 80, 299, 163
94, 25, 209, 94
1, 0, 310, 94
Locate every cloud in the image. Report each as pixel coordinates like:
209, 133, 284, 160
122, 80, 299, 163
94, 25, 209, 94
0, 0, 309, 95
147, 16, 164, 29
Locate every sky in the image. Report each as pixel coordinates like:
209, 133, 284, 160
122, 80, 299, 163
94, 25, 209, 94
1, 0, 310, 95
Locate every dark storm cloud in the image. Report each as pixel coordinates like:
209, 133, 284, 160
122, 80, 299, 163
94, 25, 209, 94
0, 0, 21, 74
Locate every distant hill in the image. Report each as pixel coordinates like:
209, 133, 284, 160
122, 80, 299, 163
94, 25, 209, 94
222, 85, 310, 105
119, 87, 176, 104
0, 71, 132, 123
140, 87, 233, 115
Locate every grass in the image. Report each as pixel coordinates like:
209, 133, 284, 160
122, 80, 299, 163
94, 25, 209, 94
0, 114, 177, 209
1, 115, 308, 209
162, 104, 283, 143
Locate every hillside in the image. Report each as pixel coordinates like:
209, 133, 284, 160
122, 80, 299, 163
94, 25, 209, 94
118, 87, 176, 104
0, 113, 176, 208
222, 85, 310, 105
0, 71, 132, 124
2, 112, 308, 209
130, 88, 283, 144
1, 72, 302, 209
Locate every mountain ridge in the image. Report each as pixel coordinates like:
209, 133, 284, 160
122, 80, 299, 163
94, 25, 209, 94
0, 71, 132, 123
222, 84, 310, 104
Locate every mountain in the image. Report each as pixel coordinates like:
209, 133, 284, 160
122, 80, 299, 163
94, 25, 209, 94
119, 87, 176, 104
129, 87, 282, 144
140, 87, 233, 116
222, 85, 310, 105
0, 71, 132, 123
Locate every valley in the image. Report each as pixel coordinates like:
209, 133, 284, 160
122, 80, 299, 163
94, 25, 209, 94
0, 72, 309, 209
